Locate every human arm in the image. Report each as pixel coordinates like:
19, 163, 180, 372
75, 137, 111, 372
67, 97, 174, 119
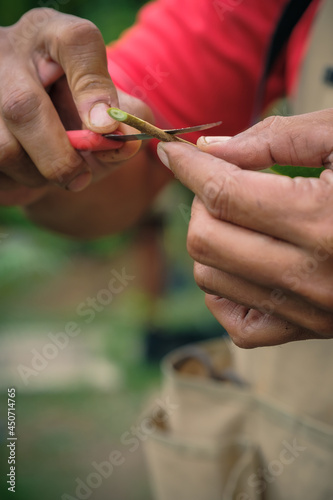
24, 146, 171, 238
0, 7, 174, 236
0, 0, 290, 237
157, 110, 333, 347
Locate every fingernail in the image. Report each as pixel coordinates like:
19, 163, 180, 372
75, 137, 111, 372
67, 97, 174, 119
157, 143, 171, 170
67, 171, 92, 192
89, 103, 115, 128
198, 135, 232, 146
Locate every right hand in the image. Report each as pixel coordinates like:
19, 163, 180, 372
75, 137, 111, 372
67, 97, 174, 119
0, 8, 147, 206
157, 110, 333, 348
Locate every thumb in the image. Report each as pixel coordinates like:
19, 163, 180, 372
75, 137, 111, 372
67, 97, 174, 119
197, 109, 333, 171
45, 15, 119, 133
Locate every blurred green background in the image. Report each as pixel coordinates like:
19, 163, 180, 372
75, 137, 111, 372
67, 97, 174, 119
0, 2, 223, 499
0, 0, 147, 40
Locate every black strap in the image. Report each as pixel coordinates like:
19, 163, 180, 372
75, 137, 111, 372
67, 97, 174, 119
252, 0, 314, 122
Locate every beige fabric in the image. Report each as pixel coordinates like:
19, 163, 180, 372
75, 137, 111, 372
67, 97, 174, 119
233, 339, 333, 426
145, 339, 333, 500
292, 0, 333, 114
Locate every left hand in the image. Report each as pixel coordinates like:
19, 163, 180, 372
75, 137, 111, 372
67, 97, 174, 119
0, 10, 145, 206
157, 110, 333, 347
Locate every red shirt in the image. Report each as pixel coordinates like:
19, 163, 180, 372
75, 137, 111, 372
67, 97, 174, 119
106, 0, 321, 143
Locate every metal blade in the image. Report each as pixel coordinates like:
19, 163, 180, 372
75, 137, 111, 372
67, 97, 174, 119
165, 121, 222, 135
103, 121, 222, 141
102, 133, 159, 141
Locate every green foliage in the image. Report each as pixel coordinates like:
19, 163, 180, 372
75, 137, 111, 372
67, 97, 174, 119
0, 0, 147, 35
271, 164, 324, 178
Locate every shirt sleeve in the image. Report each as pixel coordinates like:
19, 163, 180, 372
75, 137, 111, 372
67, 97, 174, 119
106, 0, 290, 143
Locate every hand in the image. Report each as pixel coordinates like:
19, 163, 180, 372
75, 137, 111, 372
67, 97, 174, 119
0, 9, 146, 206
157, 110, 333, 347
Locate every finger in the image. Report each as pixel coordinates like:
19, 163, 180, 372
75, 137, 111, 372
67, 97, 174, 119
0, 175, 47, 206
91, 129, 141, 161
100, 89, 155, 161
0, 116, 46, 187
49, 76, 138, 161
82, 92, 154, 168
197, 110, 333, 171
0, 173, 23, 191
42, 14, 119, 133
187, 197, 302, 288
194, 262, 333, 340
157, 141, 332, 246
205, 296, 314, 348
0, 67, 91, 192
187, 198, 333, 311
81, 130, 142, 182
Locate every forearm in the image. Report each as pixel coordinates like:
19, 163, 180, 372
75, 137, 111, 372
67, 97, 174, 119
2, 0, 288, 237
24, 148, 172, 239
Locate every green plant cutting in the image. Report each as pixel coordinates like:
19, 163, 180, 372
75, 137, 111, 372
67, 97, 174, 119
271, 164, 325, 178
108, 108, 326, 179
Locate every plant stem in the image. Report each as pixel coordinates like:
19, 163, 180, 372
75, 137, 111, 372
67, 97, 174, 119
107, 107, 194, 145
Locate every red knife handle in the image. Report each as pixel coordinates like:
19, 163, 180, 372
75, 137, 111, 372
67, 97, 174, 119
66, 130, 123, 151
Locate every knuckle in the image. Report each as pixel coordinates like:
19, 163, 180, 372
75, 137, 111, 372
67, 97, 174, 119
228, 307, 268, 349
19, 7, 55, 23
318, 290, 333, 311
255, 114, 301, 165
2, 88, 41, 125
304, 283, 333, 312
44, 165, 68, 185
187, 223, 209, 262
229, 328, 255, 349
323, 151, 333, 169
231, 336, 249, 349
193, 263, 210, 292
202, 172, 233, 219
42, 152, 83, 186
261, 114, 285, 133
72, 74, 108, 95
0, 137, 21, 165
61, 19, 102, 48
14, 8, 56, 44
295, 291, 333, 337
312, 316, 333, 338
